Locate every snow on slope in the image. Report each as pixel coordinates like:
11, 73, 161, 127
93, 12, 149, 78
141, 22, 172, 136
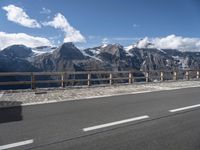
81, 49, 102, 61
32, 46, 56, 56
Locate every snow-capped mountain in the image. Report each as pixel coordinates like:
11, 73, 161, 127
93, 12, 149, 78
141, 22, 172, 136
1, 41, 200, 73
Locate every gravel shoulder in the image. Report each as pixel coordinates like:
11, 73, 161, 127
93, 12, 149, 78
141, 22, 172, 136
0, 80, 200, 108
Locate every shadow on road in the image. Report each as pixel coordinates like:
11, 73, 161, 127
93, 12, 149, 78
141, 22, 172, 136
0, 101, 23, 123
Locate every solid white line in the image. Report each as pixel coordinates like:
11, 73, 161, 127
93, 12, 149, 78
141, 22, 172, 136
0, 139, 34, 150
83, 115, 149, 132
169, 104, 200, 113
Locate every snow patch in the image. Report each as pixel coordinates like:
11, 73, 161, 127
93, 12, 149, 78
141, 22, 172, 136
172, 56, 189, 69
32, 46, 56, 56
101, 44, 108, 48
165, 59, 170, 67
124, 45, 135, 56
156, 48, 166, 54
124, 45, 134, 51
89, 49, 101, 55
81, 50, 102, 61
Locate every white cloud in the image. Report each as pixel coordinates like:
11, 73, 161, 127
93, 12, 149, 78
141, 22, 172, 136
135, 37, 154, 48
133, 24, 140, 28
2, 4, 41, 28
102, 38, 109, 45
153, 35, 200, 51
43, 13, 86, 43
0, 32, 52, 50
40, 7, 51, 15
136, 35, 200, 52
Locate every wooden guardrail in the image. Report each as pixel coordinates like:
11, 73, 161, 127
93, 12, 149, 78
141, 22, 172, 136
0, 70, 199, 89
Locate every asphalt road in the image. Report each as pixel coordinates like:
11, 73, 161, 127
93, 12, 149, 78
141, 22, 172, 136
0, 87, 200, 150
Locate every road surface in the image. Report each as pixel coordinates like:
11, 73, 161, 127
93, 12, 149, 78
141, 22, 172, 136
0, 87, 200, 150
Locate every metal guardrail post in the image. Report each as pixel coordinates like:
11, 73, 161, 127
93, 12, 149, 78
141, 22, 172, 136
185, 71, 189, 80
173, 71, 177, 81
129, 72, 132, 84
109, 73, 113, 85
197, 71, 199, 79
160, 72, 164, 82
31, 73, 36, 89
87, 73, 91, 86
145, 72, 149, 82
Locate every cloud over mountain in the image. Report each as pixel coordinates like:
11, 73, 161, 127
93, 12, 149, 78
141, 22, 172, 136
0, 32, 52, 50
2, 4, 41, 28
43, 13, 86, 43
136, 35, 200, 52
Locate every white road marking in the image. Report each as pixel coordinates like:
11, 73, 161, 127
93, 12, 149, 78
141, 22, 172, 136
169, 104, 200, 113
0, 139, 34, 150
83, 115, 149, 132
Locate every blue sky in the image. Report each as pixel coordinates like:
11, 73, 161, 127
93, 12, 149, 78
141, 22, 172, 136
0, 0, 200, 49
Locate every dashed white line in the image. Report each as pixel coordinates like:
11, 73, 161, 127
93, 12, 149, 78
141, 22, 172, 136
83, 115, 149, 132
169, 104, 200, 113
0, 139, 34, 150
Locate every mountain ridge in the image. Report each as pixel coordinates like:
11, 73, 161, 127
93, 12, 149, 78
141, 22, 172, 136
1, 42, 200, 73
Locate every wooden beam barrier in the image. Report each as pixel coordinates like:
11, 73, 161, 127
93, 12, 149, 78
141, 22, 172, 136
31, 73, 36, 89
0, 70, 200, 88
109, 73, 113, 85
160, 72, 164, 82
197, 71, 199, 79
87, 73, 91, 86
173, 71, 177, 81
61, 73, 65, 87
185, 71, 189, 80
145, 72, 149, 82
128, 72, 132, 84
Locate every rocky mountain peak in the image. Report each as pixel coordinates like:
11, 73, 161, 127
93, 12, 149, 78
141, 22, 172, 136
100, 44, 124, 55
62, 42, 76, 48
1, 44, 32, 58
53, 42, 84, 60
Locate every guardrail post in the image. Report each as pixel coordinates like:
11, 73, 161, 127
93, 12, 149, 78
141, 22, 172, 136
128, 72, 132, 84
87, 73, 91, 86
145, 72, 149, 82
173, 71, 177, 81
160, 72, 164, 82
61, 73, 65, 87
185, 71, 189, 80
109, 73, 113, 85
31, 73, 36, 89
197, 71, 199, 79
